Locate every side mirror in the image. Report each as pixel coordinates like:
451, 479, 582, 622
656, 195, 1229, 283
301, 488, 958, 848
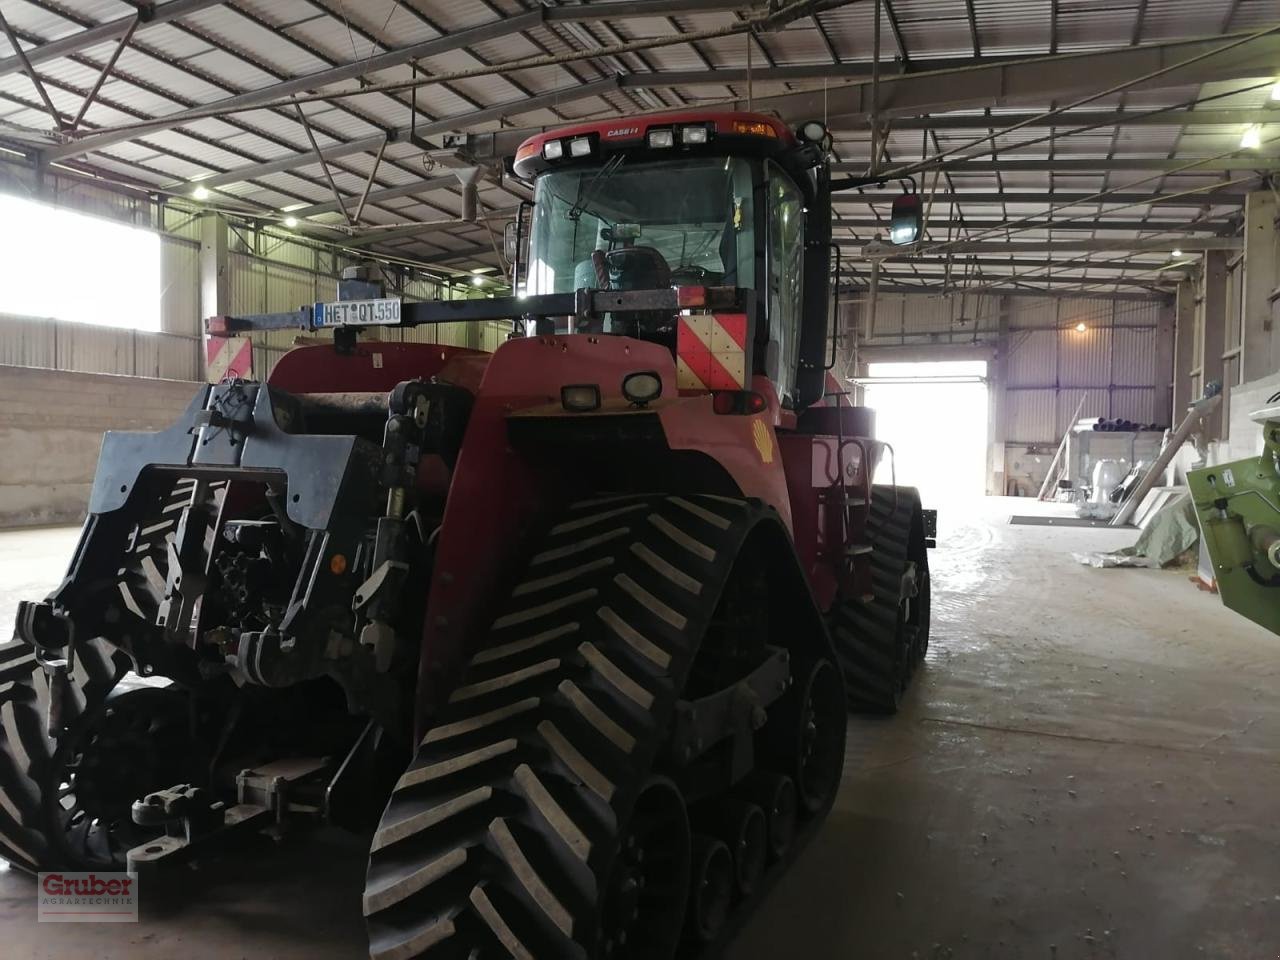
889, 193, 922, 246
503, 220, 519, 262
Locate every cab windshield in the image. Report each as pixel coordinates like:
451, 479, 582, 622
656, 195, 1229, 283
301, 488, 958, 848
526, 155, 757, 295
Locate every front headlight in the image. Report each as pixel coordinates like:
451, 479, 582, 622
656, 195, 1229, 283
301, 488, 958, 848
622, 371, 662, 406
647, 129, 675, 149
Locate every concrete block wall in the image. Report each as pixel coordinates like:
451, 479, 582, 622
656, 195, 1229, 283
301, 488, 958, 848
0, 365, 199, 527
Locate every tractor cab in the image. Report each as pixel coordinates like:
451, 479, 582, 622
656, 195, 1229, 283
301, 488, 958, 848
512, 111, 834, 410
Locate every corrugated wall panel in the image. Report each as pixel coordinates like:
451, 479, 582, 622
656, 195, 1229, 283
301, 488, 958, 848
0, 315, 55, 367
1009, 298, 1058, 329
1058, 324, 1114, 388
1111, 327, 1158, 387
1111, 387, 1157, 424
1112, 299, 1161, 329
479, 322, 508, 353
264, 263, 323, 314
901, 294, 955, 335
59, 322, 133, 376
1006, 389, 1057, 443
229, 254, 265, 316
153, 335, 201, 381
160, 237, 200, 337
1007, 329, 1057, 386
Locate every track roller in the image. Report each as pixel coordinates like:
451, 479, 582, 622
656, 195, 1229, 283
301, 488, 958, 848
697, 799, 767, 897
744, 772, 797, 862
683, 836, 733, 944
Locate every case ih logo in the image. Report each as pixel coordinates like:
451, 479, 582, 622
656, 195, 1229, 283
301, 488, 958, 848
38, 872, 138, 922
605, 126, 640, 138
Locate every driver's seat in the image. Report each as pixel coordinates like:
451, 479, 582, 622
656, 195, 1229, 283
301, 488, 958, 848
604, 245, 672, 291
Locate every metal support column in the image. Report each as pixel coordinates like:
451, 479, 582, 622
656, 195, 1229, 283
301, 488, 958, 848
1198, 249, 1228, 439
1241, 189, 1280, 384
1154, 296, 1176, 427
199, 212, 230, 328
988, 295, 1011, 495
1172, 277, 1196, 415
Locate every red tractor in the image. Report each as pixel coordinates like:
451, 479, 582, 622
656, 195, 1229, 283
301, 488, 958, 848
1, 110, 931, 959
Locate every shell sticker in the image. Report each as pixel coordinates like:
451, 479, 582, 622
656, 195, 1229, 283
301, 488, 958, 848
752, 418, 774, 464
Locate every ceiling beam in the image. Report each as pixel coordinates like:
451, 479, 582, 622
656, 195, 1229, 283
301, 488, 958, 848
0, 0, 223, 79
288, 175, 458, 220
345, 206, 521, 250
832, 190, 1248, 206
47, 0, 741, 163
843, 283, 1166, 302
844, 260, 1180, 276
452, 35, 1280, 163
730, 30, 1280, 126
48, 11, 542, 162
168, 77, 622, 192
833, 217, 1233, 233
875, 109, 1280, 130
838, 237, 1240, 253
842, 157, 1280, 174
191, 135, 388, 190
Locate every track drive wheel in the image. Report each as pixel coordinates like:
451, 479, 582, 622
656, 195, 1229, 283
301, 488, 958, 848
830, 485, 932, 713
364, 493, 835, 959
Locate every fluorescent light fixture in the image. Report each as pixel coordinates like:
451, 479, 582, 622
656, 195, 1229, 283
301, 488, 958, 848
1241, 124, 1262, 150
191, 185, 210, 201
1272, 81, 1280, 101
283, 216, 299, 228
471, 274, 485, 287
1171, 248, 1182, 258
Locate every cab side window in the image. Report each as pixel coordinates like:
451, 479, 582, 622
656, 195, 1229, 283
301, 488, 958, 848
767, 163, 805, 405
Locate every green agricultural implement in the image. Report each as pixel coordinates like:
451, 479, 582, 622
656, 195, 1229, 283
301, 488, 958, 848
1189, 401, 1280, 636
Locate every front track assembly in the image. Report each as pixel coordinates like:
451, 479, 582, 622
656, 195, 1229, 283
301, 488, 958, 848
364, 493, 847, 960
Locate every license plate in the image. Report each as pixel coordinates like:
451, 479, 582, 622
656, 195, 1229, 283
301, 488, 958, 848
314, 297, 402, 327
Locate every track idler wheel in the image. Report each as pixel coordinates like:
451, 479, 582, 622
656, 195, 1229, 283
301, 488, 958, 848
683, 836, 734, 945
601, 775, 691, 959
745, 772, 797, 862
766, 656, 847, 816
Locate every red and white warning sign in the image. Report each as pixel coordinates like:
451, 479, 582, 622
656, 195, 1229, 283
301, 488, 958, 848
676, 312, 748, 392
205, 335, 252, 383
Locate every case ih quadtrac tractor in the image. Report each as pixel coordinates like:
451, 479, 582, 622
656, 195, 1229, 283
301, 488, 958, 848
2, 110, 932, 959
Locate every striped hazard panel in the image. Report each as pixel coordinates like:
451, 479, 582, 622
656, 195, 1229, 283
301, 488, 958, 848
676, 312, 748, 392
206, 335, 252, 383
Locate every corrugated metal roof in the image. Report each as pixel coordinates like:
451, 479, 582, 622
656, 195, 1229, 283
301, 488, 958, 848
0, 0, 1268, 288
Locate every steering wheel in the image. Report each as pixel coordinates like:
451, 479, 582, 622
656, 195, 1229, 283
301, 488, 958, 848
671, 265, 713, 284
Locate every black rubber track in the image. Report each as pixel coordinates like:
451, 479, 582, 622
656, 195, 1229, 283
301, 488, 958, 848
829, 485, 930, 713
364, 494, 784, 960
0, 636, 130, 873
0, 477, 205, 874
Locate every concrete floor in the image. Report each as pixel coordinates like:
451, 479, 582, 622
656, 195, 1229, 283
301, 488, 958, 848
1, 499, 1277, 959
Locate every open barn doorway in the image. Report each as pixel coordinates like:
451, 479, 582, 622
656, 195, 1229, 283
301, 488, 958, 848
861, 361, 989, 508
